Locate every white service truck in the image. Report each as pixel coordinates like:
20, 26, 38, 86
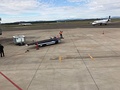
13, 35, 26, 45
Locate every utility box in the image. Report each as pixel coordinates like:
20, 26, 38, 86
13, 35, 26, 45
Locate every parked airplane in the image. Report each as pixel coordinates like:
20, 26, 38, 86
92, 16, 111, 26
19, 23, 32, 26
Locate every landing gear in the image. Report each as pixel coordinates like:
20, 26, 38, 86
100, 23, 102, 25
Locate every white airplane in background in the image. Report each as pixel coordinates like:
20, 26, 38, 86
92, 16, 111, 26
19, 23, 32, 26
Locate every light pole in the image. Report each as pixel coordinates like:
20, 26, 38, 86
0, 17, 2, 35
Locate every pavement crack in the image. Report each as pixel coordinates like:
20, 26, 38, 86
27, 47, 50, 90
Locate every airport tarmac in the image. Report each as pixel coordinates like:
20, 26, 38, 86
0, 28, 120, 90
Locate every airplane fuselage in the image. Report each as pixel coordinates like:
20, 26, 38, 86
92, 19, 109, 25
92, 16, 111, 26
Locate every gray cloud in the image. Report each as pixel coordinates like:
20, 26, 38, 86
0, 0, 48, 14
67, 0, 89, 3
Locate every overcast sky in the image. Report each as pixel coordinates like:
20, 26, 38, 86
0, 0, 120, 23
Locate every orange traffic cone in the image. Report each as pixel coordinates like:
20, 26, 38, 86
102, 31, 104, 34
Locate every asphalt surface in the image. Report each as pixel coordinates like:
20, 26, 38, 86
0, 28, 120, 90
